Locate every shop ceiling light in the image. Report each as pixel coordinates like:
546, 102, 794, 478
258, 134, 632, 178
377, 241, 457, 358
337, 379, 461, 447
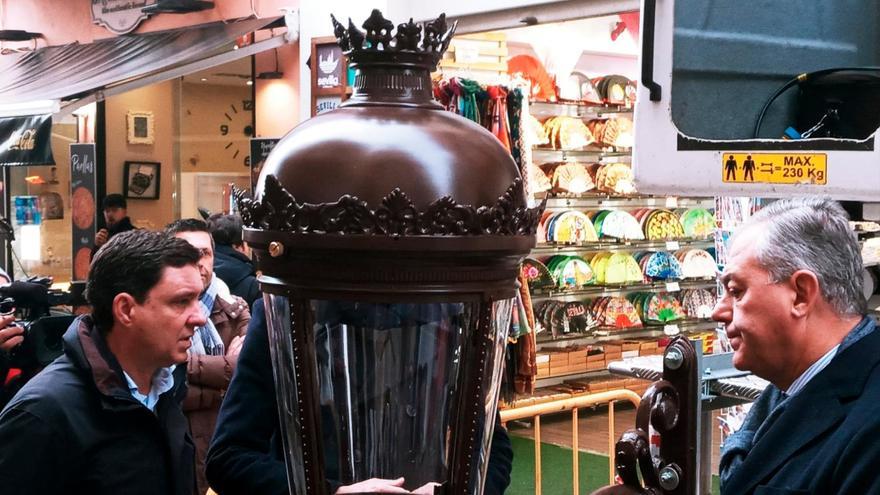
142, 0, 214, 14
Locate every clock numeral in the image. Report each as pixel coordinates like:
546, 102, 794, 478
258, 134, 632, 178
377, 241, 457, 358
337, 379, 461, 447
230, 104, 238, 114
220, 124, 229, 136
224, 113, 232, 121
233, 150, 240, 159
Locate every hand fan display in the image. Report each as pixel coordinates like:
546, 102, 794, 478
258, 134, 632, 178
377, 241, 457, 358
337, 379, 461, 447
595, 296, 642, 329
551, 162, 595, 193
590, 252, 613, 284
543, 116, 594, 150
547, 255, 595, 288
589, 117, 634, 148
521, 258, 554, 289
595, 163, 636, 195
564, 301, 598, 333
594, 210, 644, 240
681, 289, 717, 319
642, 251, 684, 280
677, 249, 718, 279
547, 210, 599, 243
525, 113, 550, 147
507, 54, 557, 102
604, 252, 643, 285
530, 166, 553, 193
628, 292, 686, 324
680, 208, 716, 238
643, 209, 686, 240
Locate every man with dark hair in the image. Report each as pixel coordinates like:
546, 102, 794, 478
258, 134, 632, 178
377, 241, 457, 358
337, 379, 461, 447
0, 230, 205, 495
93, 193, 136, 256
166, 218, 250, 495
207, 213, 260, 308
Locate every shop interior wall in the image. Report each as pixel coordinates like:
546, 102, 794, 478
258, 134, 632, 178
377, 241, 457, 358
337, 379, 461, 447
255, 43, 301, 138
104, 81, 177, 231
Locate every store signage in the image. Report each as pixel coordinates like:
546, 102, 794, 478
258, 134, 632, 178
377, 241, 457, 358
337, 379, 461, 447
0, 115, 55, 167
249, 138, 279, 193
315, 96, 341, 115
91, 0, 154, 35
721, 152, 827, 185
316, 44, 344, 89
70, 144, 98, 281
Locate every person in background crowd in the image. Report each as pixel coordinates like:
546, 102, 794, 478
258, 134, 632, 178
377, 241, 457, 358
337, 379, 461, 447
92, 193, 136, 257
166, 218, 250, 495
715, 197, 880, 495
0, 230, 204, 495
207, 213, 260, 309
206, 298, 514, 495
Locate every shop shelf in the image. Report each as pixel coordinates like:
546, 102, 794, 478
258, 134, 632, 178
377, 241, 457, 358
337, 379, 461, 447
529, 279, 717, 303
534, 318, 719, 346
530, 238, 714, 255
529, 100, 633, 119
535, 192, 715, 210
532, 147, 631, 164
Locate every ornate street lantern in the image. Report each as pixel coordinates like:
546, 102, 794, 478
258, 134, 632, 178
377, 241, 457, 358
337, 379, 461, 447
238, 9, 545, 495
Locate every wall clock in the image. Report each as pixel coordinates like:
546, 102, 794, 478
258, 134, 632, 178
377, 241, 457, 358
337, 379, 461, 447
219, 99, 255, 166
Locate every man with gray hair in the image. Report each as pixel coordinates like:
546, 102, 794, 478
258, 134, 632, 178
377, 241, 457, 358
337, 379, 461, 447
716, 197, 880, 495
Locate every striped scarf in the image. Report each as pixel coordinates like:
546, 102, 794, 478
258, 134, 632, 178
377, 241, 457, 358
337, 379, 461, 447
190, 276, 225, 356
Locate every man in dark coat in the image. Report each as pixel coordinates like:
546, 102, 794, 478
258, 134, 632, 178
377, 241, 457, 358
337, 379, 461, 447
715, 197, 880, 495
0, 230, 206, 495
207, 213, 260, 308
91, 193, 136, 258
206, 299, 514, 494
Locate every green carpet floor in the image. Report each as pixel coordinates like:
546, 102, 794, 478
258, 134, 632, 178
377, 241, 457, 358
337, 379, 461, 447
507, 436, 720, 494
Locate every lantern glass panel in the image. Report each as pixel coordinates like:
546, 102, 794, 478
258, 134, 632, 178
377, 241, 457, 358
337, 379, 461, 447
265, 293, 515, 493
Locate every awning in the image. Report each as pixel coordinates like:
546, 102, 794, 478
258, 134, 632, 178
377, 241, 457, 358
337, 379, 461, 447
0, 16, 288, 112
0, 114, 54, 166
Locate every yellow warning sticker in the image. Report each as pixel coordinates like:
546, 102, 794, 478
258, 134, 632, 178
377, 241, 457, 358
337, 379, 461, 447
721, 153, 827, 185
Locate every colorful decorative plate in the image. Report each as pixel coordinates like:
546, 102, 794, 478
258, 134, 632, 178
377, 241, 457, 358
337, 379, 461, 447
644, 251, 684, 280
644, 209, 686, 240
521, 258, 554, 289
680, 208, 715, 238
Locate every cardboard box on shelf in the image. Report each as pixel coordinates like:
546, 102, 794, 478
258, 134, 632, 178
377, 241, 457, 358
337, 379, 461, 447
586, 351, 606, 362
622, 350, 640, 359
548, 351, 569, 365
586, 360, 606, 371
536, 353, 551, 365
604, 343, 623, 354
621, 341, 641, 352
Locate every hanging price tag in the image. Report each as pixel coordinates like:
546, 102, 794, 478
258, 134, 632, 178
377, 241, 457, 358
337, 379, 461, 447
665, 282, 681, 292
664, 324, 681, 336
665, 241, 681, 250
665, 196, 679, 208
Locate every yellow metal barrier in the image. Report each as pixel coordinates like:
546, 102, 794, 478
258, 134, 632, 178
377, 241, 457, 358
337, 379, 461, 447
500, 389, 642, 495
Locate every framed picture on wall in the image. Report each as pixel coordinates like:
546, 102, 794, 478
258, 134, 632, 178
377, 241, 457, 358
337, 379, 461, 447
126, 110, 154, 144
123, 161, 160, 199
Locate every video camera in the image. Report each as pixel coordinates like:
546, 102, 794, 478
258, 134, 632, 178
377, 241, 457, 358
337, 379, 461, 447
0, 277, 81, 369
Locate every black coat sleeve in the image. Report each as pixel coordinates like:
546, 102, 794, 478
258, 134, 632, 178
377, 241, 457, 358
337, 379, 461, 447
484, 413, 514, 495
206, 299, 289, 495
0, 407, 72, 495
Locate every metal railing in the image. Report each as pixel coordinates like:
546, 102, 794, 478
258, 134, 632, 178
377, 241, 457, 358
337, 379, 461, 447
499, 389, 642, 495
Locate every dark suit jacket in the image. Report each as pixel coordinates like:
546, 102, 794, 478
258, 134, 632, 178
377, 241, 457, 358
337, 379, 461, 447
721, 318, 880, 495
206, 299, 513, 494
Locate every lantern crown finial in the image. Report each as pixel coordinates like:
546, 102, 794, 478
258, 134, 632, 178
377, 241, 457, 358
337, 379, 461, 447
330, 9, 456, 70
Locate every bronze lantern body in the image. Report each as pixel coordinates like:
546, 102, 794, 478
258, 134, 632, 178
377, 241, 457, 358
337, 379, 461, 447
239, 9, 544, 495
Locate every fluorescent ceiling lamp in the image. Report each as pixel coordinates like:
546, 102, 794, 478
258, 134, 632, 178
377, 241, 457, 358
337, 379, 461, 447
0, 99, 60, 118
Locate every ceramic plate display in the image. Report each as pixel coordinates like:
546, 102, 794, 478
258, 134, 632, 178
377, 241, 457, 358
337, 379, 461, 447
678, 249, 717, 279
681, 289, 717, 319
680, 208, 715, 238
597, 210, 645, 240
604, 253, 643, 285
644, 209, 686, 240
643, 251, 684, 280
548, 210, 598, 243
521, 257, 554, 289
552, 162, 595, 193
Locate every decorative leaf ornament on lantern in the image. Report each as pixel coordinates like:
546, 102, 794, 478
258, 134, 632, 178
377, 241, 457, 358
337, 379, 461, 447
237, 9, 545, 495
